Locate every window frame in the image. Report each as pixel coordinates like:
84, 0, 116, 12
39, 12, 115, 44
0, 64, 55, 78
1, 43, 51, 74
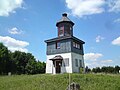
63, 58, 69, 67
79, 60, 82, 67
64, 25, 70, 36
58, 26, 64, 37
73, 41, 82, 50
56, 41, 60, 49
75, 59, 78, 67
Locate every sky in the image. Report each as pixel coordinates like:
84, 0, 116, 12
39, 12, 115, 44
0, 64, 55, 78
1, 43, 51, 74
0, 0, 120, 68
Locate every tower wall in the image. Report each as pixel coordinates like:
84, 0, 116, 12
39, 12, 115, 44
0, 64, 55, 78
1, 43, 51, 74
71, 52, 84, 73
46, 39, 71, 55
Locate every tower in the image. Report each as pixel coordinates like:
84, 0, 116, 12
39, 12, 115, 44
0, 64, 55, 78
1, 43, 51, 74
45, 13, 85, 74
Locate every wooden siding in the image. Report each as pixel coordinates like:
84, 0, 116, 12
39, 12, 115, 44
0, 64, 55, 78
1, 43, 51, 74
46, 38, 84, 55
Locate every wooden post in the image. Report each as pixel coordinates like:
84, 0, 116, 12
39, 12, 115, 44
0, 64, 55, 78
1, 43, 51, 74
69, 73, 71, 90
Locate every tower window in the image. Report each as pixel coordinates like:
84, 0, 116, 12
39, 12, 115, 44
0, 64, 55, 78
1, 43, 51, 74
56, 41, 60, 49
75, 59, 78, 67
78, 44, 80, 49
73, 42, 76, 47
63, 58, 69, 66
80, 44, 82, 49
75, 43, 77, 48
58, 26, 64, 37
79, 60, 82, 67
64, 26, 70, 36
73, 41, 82, 49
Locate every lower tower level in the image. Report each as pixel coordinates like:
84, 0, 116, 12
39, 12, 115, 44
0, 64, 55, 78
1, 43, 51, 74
46, 52, 84, 74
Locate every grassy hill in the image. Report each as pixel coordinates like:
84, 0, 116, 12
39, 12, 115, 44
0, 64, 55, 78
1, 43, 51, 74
0, 74, 120, 90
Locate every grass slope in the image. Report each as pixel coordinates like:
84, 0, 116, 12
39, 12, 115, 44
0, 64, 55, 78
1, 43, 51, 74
0, 74, 120, 90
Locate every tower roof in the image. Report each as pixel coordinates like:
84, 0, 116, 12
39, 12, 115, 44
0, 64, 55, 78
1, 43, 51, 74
45, 35, 85, 44
56, 13, 74, 26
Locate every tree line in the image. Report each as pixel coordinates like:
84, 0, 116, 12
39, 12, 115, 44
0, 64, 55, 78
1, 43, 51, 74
86, 66, 120, 74
0, 43, 46, 75
92, 66, 120, 73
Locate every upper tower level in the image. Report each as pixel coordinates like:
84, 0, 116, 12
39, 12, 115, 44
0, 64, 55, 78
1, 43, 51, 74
56, 13, 74, 37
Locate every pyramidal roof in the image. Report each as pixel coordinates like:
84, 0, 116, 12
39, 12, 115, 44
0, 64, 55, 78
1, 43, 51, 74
56, 13, 74, 26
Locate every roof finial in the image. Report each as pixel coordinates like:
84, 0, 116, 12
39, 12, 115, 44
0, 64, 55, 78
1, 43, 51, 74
62, 13, 67, 17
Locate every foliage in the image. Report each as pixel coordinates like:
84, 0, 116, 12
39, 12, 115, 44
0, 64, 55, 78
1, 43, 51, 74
0, 43, 46, 75
92, 67, 101, 73
85, 66, 91, 73
0, 43, 9, 74
92, 66, 120, 74
0, 74, 120, 90
80, 67, 84, 73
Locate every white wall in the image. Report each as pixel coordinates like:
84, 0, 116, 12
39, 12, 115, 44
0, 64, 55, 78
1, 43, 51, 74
46, 52, 85, 74
46, 53, 73, 74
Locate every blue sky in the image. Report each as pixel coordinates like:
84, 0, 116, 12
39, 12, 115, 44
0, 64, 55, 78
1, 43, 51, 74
0, 0, 120, 68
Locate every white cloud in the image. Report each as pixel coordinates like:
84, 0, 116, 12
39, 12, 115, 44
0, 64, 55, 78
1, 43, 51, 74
112, 36, 120, 46
108, 0, 120, 12
8, 27, 23, 35
65, 0, 105, 17
85, 61, 100, 68
85, 60, 113, 68
0, 36, 29, 52
114, 18, 120, 23
8, 47, 28, 52
101, 60, 113, 63
96, 35, 104, 42
0, 0, 24, 16
84, 52, 113, 68
84, 53, 103, 61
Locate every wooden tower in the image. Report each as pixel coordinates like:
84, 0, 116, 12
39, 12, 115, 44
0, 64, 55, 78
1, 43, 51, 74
45, 13, 85, 74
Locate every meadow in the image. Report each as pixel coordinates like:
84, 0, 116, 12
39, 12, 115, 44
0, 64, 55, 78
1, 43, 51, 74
0, 74, 120, 90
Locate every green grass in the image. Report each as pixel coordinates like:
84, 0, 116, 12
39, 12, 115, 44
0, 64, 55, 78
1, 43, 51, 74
0, 74, 120, 90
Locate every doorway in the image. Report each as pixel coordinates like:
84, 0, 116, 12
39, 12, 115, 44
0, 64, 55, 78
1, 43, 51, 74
55, 61, 61, 73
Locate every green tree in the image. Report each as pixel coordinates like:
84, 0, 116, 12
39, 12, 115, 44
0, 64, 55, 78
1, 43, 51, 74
0, 43, 9, 74
107, 66, 114, 73
11, 51, 35, 74
92, 67, 101, 73
0, 43, 46, 75
36, 61, 46, 73
115, 65, 120, 73
25, 55, 36, 74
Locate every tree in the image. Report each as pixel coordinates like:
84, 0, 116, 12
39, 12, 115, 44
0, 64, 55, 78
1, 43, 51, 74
107, 66, 114, 73
11, 51, 36, 74
92, 67, 101, 73
101, 66, 106, 73
0, 43, 46, 75
0, 43, 9, 74
36, 61, 46, 73
115, 65, 120, 73
25, 56, 37, 74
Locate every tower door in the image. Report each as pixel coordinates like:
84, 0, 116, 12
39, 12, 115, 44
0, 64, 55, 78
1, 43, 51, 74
55, 61, 61, 73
